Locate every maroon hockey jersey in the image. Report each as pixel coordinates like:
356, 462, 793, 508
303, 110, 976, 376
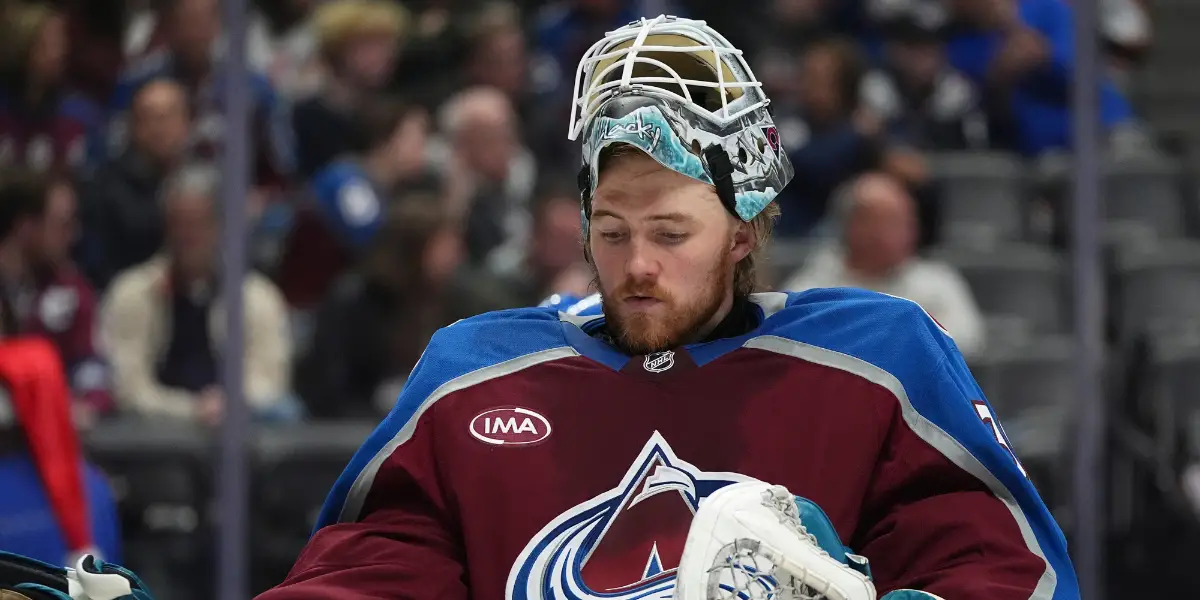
15, 266, 110, 414
259, 289, 1077, 600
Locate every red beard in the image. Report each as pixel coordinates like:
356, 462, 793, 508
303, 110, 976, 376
600, 247, 732, 355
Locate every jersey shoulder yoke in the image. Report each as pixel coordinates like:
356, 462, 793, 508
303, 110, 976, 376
755, 288, 957, 377
408, 307, 576, 396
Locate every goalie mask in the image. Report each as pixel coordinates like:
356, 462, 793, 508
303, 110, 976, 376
570, 15, 794, 227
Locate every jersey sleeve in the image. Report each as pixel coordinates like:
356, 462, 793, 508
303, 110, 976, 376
777, 289, 1078, 600
856, 297, 1076, 600
257, 310, 573, 599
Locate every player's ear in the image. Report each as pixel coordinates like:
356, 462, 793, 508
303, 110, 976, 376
729, 219, 754, 264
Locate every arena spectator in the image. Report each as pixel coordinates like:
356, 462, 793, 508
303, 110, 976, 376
943, 0, 1137, 155
248, 0, 324, 100
388, 0, 486, 106
0, 174, 111, 422
60, 0, 127, 106
312, 97, 431, 250
0, 171, 119, 563
277, 96, 432, 307
99, 164, 294, 426
435, 86, 537, 273
771, 37, 942, 241
756, 0, 840, 59
784, 172, 985, 357
292, 0, 409, 177
772, 39, 886, 236
80, 79, 191, 289
297, 195, 515, 419
464, 4, 530, 112
503, 177, 591, 305
861, 15, 991, 151
748, 0, 852, 122
0, 2, 99, 175
461, 3, 566, 163
106, 0, 295, 187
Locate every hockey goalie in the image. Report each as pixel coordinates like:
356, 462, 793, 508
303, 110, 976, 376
0, 14, 1077, 600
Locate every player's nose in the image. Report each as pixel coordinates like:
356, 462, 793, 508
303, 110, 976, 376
625, 240, 661, 279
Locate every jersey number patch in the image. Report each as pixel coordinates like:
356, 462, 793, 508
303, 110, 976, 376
972, 401, 1029, 478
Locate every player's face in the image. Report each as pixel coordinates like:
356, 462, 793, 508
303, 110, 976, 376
589, 151, 751, 355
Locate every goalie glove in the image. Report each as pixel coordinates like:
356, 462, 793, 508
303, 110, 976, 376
0, 552, 156, 600
675, 481, 876, 600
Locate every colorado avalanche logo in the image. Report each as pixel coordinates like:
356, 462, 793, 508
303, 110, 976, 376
506, 432, 752, 600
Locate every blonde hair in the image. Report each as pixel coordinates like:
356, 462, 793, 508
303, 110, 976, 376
314, 0, 410, 62
587, 145, 781, 297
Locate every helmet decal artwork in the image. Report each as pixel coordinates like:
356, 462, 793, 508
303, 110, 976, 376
570, 16, 793, 225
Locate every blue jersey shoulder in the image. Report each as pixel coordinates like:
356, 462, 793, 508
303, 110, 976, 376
420, 306, 571, 381
760, 288, 1078, 598
765, 287, 958, 368
315, 306, 572, 528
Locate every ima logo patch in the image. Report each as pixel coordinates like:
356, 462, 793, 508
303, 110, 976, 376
643, 351, 675, 373
469, 406, 552, 446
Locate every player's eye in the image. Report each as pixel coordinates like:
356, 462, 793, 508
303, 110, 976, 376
657, 232, 689, 245
598, 230, 626, 243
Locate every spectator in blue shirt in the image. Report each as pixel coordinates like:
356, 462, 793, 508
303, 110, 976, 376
943, 0, 1135, 155
773, 37, 939, 241
772, 38, 882, 236
310, 97, 430, 251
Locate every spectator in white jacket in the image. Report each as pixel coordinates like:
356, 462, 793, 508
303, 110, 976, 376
784, 172, 986, 357
99, 163, 295, 426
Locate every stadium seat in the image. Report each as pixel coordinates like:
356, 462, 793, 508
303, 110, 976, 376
84, 419, 213, 600
1036, 153, 1186, 246
926, 152, 1029, 246
1104, 154, 1186, 242
1109, 327, 1200, 557
926, 243, 1068, 335
250, 421, 376, 593
1142, 327, 1200, 444
1112, 239, 1200, 340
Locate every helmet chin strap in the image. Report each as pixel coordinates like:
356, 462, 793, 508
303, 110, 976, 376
577, 144, 741, 230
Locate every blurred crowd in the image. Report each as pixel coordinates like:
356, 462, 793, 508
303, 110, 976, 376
0, 0, 1158, 427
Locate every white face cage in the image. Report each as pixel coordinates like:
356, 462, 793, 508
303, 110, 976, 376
568, 15, 768, 142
